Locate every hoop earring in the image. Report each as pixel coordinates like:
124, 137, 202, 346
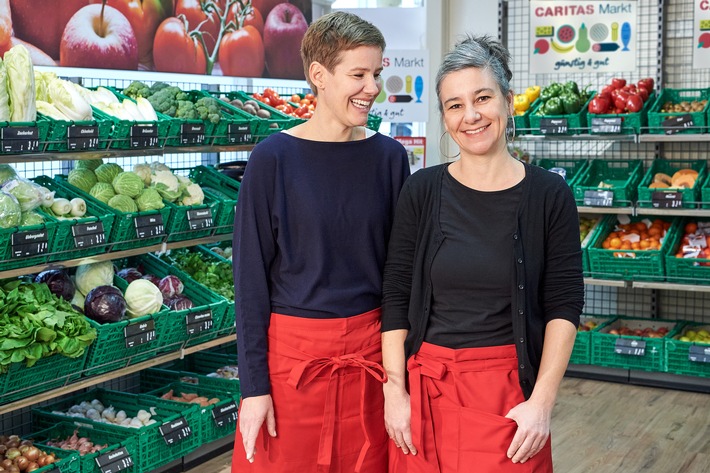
506, 115, 516, 143
439, 131, 460, 160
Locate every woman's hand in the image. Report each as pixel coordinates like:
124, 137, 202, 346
504, 399, 550, 464
239, 394, 276, 462
384, 383, 417, 455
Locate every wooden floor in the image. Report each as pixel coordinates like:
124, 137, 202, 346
189, 377, 710, 473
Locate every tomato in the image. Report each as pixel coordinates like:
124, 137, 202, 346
295, 105, 309, 116
305, 93, 315, 101
218, 25, 265, 77
232, 2, 264, 36
175, 0, 220, 55
153, 17, 207, 74
251, 0, 281, 19
685, 222, 699, 234
290, 94, 301, 103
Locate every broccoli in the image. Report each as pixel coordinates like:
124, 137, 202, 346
176, 101, 199, 120
195, 97, 221, 124
123, 81, 150, 99
149, 81, 171, 96
147, 86, 182, 117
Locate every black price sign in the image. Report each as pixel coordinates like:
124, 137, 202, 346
228, 123, 252, 144
159, 417, 192, 445
44, 467, 61, 473
95, 447, 134, 473
211, 401, 238, 428
180, 123, 206, 145
186, 310, 214, 335
186, 208, 213, 230
651, 191, 683, 209
583, 190, 614, 207
1, 126, 39, 152
134, 214, 165, 239
124, 319, 156, 348
67, 125, 100, 150
539, 118, 568, 134
688, 345, 710, 364
591, 117, 622, 134
662, 114, 694, 134
72, 222, 106, 249
614, 338, 646, 356
130, 125, 159, 148
11, 229, 48, 257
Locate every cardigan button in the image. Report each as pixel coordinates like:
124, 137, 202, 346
517, 258, 523, 264
519, 364, 525, 369
513, 234, 519, 239
518, 284, 524, 290
519, 338, 524, 343
518, 309, 524, 315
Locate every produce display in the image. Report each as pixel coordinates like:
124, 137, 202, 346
513, 85, 540, 116
159, 248, 234, 301
648, 169, 699, 190
206, 365, 239, 379
49, 399, 157, 428
579, 216, 599, 242
658, 98, 708, 114
209, 245, 233, 261
587, 77, 654, 114
578, 319, 600, 332
44, 430, 107, 455
599, 218, 671, 251
0, 44, 37, 123
159, 389, 220, 407
673, 326, 710, 343
116, 264, 195, 311
604, 324, 670, 338
0, 435, 60, 472
123, 81, 221, 124
251, 88, 315, 119
672, 221, 710, 261
534, 80, 589, 115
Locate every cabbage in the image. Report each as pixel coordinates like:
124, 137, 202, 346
180, 183, 204, 206
166, 294, 194, 311
0, 60, 10, 121
71, 289, 85, 312
150, 162, 171, 173
75, 260, 114, 296
35, 71, 58, 102
76, 159, 103, 171
133, 163, 152, 186
2, 178, 43, 212
89, 182, 116, 204
0, 165, 17, 185
112, 171, 144, 198
5, 44, 36, 122
34, 269, 75, 301
0, 191, 21, 228
48, 77, 93, 121
37, 100, 69, 121
85, 285, 127, 324
124, 279, 163, 318
136, 188, 164, 211
95, 163, 124, 184
68, 168, 98, 193
117, 267, 142, 283
20, 211, 44, 226
108, 194, 138, 213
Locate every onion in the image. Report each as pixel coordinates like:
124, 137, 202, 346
42, 455, 55, 466
4, 449, 19, 461
24, 447, 39, 463
26, 462, 39, 472
13, 456, 28, 471
18, 446, 28, 455
6, 465, 18, 473
1, 459, 12, 469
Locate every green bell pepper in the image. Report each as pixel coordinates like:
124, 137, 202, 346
541, 96, 564, 115
563, 81, 580, 96
540, 83, 562, 101
561, 93, 582, 114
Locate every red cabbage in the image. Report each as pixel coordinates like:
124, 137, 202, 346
142, 274, 161, 286
34, 270, 75, 301
159, 275, 184, 298
117, 267, 143, 283
166, 294, 194, 310
85, 285, 127, 324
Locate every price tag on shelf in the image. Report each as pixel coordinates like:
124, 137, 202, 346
211, 400, 238, 428
590, 117, 622, 134
539, 118, 568, 135
95, 446, 134, 473
227, 123, 252, 144
11, 229, 48, 257
186, 310, 214, 335
134, 214, 165, 239
1, 126, 39, 152
159, 416, 192, 445
72, 222, 106, 249
688, 345, 710, 363
180, 123, 206, 145
614, 338, 646, 356
130, 125, 159, 148
583, 190, 614, 207
651, 191, 683, 209
186, 208, 214, 230
44, 467, 61, 473
67, 125, 100, 150
124, 319, 156, 348
662, 114, 694, 134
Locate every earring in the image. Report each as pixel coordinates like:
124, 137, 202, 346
439, 131, 460, 160
506, 116, 516, 143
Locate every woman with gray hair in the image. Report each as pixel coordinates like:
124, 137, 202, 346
381, 35, 583, 472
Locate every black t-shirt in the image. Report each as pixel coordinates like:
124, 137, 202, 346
424, 167, 523, 348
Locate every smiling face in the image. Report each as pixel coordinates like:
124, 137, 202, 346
439, 66, 513, 158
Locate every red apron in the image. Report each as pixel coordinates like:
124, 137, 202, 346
391, 342, 553, 473
232, 308, 389, 473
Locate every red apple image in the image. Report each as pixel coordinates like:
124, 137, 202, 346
60, 4, 139, 70
263, 3, 308, 79
252, 0, 283, 20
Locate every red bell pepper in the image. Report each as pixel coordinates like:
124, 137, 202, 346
638, 78, 655, 94
611, 78, 627, 89
625, 94, 644, 113
588, 95, 611, 114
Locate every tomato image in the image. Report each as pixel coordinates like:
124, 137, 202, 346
153, 17, 206, 74
218, 25, 264, 77
175, 0, 221, 55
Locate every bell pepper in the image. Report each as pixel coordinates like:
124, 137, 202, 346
524, 85, 540, 103
625, 94, 643, 113
637, 78, 654, 94
611, 78, 627, 89
563, 80, 579, 95
540, 83, 562, 101
561, 93, 581, 114
514, 94, 531, 113
541, 97, 564, 115
588, 95, 611, 114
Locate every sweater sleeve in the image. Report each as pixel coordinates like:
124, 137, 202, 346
233, 150, 277, 398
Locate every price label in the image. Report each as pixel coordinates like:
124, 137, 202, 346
583, 190, 614, 207
124, 319, 156, 348
228, 123, 252, 144
539, 118, 568, 134
134, 214, 165, 239
44, 467, 61, 473
662, 114, 694, 134
614, 338, 646, 356
159, 417, 192, 445
591, 117, 622, 134
211, 401, 238, 428
72, 222, 106, 249
1, 126, 39, 152
186, 208, 213, 230
186, 310, 214, 335
11, 229, 48, 257
95, 447, 134, 473
651, 191, 683, 209
130, 125, 159, 148
67, 125, 100, 150
180, 123, 206, 145
688, 345, 710, 363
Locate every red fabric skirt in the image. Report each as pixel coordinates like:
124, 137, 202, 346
232, 308, 389, 473
390, 342, 553, 473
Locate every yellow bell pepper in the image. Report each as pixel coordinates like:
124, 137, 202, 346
525, 85, 541, 103
514, 94, 530, 113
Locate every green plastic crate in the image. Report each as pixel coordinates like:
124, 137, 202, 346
587, 91, 656, 135
147, 350, 240, 395
220, 91, 299, 142
513, 98, 538, 134
528, 93, 594, 135
665, 322, 710, 378
0, 216, 58, 271
32, 175, 115, 262
637, 159, 706, 209
0, 119, 51, 154
570, 315, 617, 365
532, 157, 589, 187
697, 170, 710, 209
664, 217, 710, 285
32, 388, 201, 473
30, 422, 138, 473
188, 165, 240, 235
648, 88, 710, 134
200, 241, 233, 263
579, 214, 603, 277
40, 112, 113, 152
89, 95, 171, 151
573, 159, 643, 207
16, 439, 80, 473
591, 316, 679, 372
196, 91, 260, 146
163, 194, 219, 243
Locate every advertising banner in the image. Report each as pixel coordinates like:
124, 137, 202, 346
694, 0, 710, 68
394, 136, 425, 173
371, 49, 428, 123
529, 0, 637, 74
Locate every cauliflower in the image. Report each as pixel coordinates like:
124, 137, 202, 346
150, 170, 181, 202
133, 163, 152, 186
180, 183, 205, 206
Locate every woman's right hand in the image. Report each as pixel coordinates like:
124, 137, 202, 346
239, 394, 276, 462
384, 384, 417, 455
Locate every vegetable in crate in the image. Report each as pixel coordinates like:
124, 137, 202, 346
0, 436, 59, 471
112, 172, 144, 198
5, 44, 36, 122
34, 269, 75, 301
75, 261, 114, 297
2, 178, 44, 212
94, 163, 124, 184
90, 182, 116, 204
84, 285, 127, 324
162, 248, 234, 301
75, 159, 103, 172
45, 430, 108, 455
20, 211, 44, 226
588, 77, 655, 114
0, 61, 9, 122
108, 194, 138, 213
0, 190, 22, 229
117, 267, 142, 283
68, 168, 98, 193
535, 81, 588, 116
165, 294, 194, 310
0, 164, 17, 186
158, 275, 184, 298
124, 278, 163, 318
136, 188, 165, 211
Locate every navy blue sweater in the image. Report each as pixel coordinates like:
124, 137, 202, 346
233, 132, 410, 398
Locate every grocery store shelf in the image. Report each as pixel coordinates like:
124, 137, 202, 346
0, 335, 235, 415
584, 277, 629, 287
577, 206, 634, 215
638, 133, 710, 143
566, 364, 710, 394
635, 207, 710, 217
632, 280, 710, 292
516, 133, 637, 142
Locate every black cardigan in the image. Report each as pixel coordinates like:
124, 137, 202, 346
381, 162, 584, 398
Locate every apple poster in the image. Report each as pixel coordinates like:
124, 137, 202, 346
0, 0, 312, 79
693, 0, 710, 69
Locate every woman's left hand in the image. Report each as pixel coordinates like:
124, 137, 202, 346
504, 399, 550, 464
